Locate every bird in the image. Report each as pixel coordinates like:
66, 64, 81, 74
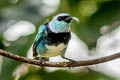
32, 13, 75, 64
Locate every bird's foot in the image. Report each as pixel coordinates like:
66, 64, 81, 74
68, 60, 76, 69
39, 57, 49, 67
61, 56, 76, 69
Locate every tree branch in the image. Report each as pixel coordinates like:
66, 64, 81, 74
0, 49, 120, 67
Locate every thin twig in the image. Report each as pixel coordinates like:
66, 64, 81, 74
0, 49, 120, 67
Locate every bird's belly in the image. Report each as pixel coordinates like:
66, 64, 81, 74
43, 43, 66, 57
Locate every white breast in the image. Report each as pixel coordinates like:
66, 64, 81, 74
43, 43, 66, 57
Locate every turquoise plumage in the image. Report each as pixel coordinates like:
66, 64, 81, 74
32, 13, 75, 62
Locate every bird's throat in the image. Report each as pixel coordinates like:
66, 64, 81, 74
49, 21, 70, 33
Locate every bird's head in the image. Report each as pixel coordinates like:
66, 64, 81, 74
49, 13, 72, 33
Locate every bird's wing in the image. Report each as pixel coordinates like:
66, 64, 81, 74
32, 25, 46, 57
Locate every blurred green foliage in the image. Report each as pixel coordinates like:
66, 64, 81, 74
19, 68, 115, 80
0, 0, 120, 80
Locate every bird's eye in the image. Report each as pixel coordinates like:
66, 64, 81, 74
57, 16, 62, 21
61, 16, 65, 19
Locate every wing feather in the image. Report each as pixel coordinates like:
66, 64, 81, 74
32, 25, 46, 57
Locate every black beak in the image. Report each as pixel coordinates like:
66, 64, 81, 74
64, 16, 72, 23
